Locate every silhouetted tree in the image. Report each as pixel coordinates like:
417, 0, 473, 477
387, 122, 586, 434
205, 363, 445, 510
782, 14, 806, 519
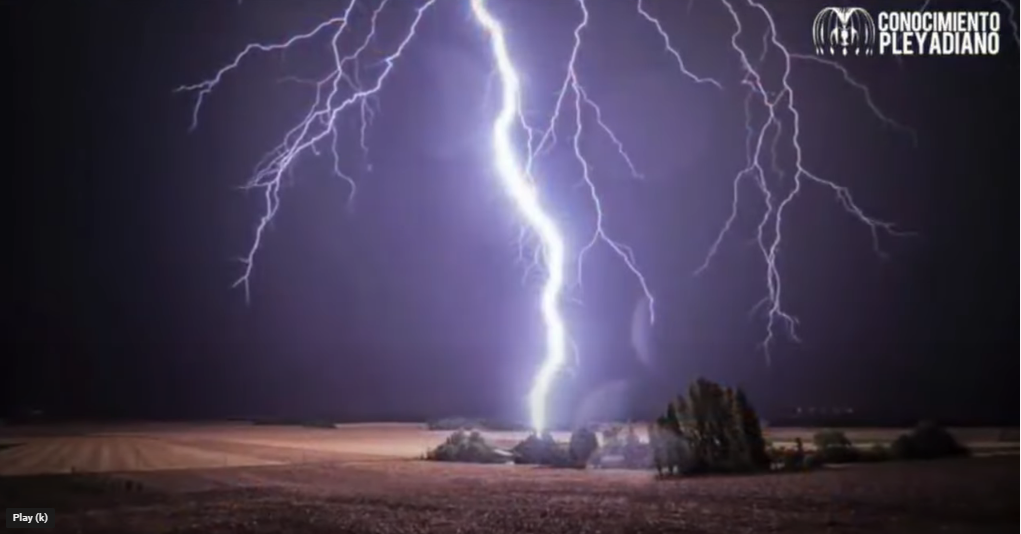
652, 378, 770, 475
568, 426, 599, 467
732, 387, 770, 470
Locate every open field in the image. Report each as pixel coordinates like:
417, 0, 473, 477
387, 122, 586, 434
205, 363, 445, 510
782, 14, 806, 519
0, 455, 1015, 533
0, 423, 1015, 533
0, 423, 1014, 475
0, 423, 574, 476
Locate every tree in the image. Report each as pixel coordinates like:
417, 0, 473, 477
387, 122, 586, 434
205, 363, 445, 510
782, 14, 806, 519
732, 387, 770, 470
568, 426, 599, 467
812, 429, 852, 450
652, 378, 770, 476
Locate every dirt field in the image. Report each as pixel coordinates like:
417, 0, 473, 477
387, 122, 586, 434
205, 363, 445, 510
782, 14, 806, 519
0, 455, 1014, 533
0, 424, 1015, 533
0, 424, 565, 475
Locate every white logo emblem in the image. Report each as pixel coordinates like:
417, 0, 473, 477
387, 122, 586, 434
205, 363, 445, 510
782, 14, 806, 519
812, 7, 876, 55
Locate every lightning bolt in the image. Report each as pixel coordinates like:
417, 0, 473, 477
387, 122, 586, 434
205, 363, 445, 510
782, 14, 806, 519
996, 0, 1020, 44
664, 0, 913, 357
179, 0, 927, 431
470, 0, 568, 434
176, 0, 438, 301
524, 1, 655, 321
476, 0, 662, 432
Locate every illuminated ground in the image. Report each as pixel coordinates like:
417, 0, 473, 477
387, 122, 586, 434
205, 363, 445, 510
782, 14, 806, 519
0, 423, 1015, 533
0, 423, 1014, 475
0, 423, 571, 475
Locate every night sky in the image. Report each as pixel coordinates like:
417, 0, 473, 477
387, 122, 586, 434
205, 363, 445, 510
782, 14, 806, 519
6, 0, 1015, 425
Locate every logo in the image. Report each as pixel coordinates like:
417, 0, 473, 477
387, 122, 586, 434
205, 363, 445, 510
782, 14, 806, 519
813, 7, 876, 55
812, 8, 1003, 56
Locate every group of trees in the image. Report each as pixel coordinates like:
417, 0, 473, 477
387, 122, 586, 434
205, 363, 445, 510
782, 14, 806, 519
649, 378, 770, 475
426, 377, 971, 475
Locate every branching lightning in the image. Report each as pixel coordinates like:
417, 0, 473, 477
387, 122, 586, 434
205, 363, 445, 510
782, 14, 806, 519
176, 0, 438, 301
470, 0, 567, 434
996, 0, 1020, 43
521, 0, 655, 323
685, 0, 916, 356
178, 0, 994, 431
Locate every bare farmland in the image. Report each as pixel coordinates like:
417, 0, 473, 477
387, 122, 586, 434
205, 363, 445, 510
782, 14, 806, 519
0, 423, 1015, 533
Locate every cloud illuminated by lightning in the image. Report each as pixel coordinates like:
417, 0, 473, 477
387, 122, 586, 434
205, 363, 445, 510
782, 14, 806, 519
177, 0, 1010, 430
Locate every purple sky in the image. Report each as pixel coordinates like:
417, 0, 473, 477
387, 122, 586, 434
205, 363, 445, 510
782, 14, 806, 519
6, 0, 1015, 425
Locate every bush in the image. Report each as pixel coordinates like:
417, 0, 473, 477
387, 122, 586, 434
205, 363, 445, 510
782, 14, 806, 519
621, 425, 653, 468
890, 421, 969, 460
769, 445, 807, 471
425, 430, 509, 463
593, 424, 653, 469
650, 378, 770, 476
858, 443, 893, 462
512, 432, 573, 466
809, 429, 857, 464
568, 427, 599, 466
774, 443, 891, 469
812, 429, 852, 450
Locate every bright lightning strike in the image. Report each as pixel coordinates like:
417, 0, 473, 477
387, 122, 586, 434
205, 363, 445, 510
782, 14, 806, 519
522, 0, 655, 323
470, 0, 568, 434
480, 0, 658, 431
178, 0, 941, 431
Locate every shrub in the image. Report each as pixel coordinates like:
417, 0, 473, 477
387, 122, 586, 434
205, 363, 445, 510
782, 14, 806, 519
568, 427, 599, 467
425, 430, 508, 463
592, 424, 652, 469
812, 429, 852, 450
890, 421, 968, 460
779, 438, 892, 469
732, 388, 771, 470
512, 432, 571, 466
769, 445, 808, 471
769, 437, 816, 471
621, 425, 652, 468
858, 443, 893, 462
